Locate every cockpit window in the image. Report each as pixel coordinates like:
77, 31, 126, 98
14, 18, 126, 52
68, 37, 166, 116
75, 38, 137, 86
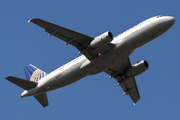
157, 15, 163, 18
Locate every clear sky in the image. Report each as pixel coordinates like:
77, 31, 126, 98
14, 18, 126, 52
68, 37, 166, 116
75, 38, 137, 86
1, 0, 179, 120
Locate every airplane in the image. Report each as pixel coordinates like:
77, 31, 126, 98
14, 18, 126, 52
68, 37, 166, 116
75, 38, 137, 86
6, 15, 175, 107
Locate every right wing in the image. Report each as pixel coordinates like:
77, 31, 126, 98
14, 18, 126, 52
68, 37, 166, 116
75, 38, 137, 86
29, 18, 114, 60
104, 57, 140, 104
116, 76, 140, 104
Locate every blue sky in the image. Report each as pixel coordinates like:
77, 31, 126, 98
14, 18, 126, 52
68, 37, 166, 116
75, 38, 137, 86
1, 0, 179, 120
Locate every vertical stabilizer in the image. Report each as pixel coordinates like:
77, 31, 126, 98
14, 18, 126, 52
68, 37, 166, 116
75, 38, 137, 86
23, 64, 47, 82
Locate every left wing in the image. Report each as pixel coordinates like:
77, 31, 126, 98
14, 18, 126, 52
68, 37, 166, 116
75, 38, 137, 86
29, 18, 114, 60
104, 57, 140, 104
29, 18, 93, 48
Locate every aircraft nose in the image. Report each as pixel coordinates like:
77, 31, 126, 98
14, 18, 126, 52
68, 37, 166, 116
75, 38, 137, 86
166, 16, 176, 26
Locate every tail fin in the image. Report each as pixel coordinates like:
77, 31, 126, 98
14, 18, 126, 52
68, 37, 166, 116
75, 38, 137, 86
6, 76, 49, 108
23, 64, 47, 83
6, 64, 49, 108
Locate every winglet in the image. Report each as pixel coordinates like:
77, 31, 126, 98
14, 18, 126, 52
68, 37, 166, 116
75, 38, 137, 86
28, 18, 33, 23
28, 18, 38, 23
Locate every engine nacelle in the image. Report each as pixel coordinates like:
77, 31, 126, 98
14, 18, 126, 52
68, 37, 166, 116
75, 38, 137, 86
89, 31, 113, 49
124, 60, 149, 78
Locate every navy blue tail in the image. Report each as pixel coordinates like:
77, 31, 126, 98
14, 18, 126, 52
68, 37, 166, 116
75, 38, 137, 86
23, 64, 47, 82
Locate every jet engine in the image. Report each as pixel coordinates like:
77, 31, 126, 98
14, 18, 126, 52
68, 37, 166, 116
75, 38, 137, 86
124, 60, 149, 78
89, 31, 113, 49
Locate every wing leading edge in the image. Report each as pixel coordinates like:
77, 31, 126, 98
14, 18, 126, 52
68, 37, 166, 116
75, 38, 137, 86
104, 57, 140, 104
28, 18, 94, 48
29, 18, 114, 60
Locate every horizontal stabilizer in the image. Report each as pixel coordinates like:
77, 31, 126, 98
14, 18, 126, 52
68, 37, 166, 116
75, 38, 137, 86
34, 93, 49, 108
6, 76, 37, 90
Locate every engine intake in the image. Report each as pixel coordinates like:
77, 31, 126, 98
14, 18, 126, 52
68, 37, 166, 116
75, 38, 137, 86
89, 31, 113, 49
124, 60, 149, 78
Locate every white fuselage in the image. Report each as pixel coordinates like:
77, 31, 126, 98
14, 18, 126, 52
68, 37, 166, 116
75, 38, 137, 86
21, 16, 175, 97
